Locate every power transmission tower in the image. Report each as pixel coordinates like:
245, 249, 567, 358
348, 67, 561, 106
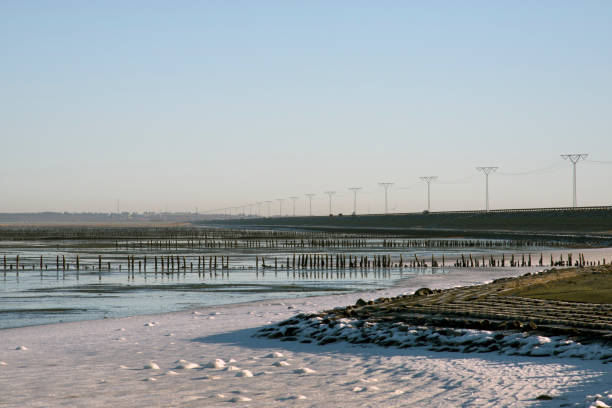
305, 194, 315, 216
378, 183, 394, 214
276, 198, 284, 216
476, 167, 498, 212
348, 187, 362, 215
324, 191, 336, 215
561, 154, 588, 207
265, 200, 272, 217
419, 177, 437, 212
289, 196, 299, 216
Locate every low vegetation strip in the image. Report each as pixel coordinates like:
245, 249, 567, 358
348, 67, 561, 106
507, 268, 612, 304
256, 265, 612, 359
210, 207, 612, 235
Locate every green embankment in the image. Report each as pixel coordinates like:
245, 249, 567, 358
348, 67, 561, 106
508, 266, 612, 304
202, 207, 612, 242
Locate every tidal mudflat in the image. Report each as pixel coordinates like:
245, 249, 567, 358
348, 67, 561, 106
1, 226, 612, 407
0, 226, 604, 329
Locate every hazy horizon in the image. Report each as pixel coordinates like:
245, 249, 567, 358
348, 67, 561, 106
2, 1, 611, 215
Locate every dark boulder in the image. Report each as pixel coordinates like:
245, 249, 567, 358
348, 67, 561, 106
414, 288, 434, 296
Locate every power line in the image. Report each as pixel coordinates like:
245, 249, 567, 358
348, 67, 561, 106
586, 159, 612, 164
394, 182, 420, 191
289, 196, 299, 216
324, 191, 336, 215
497, 161, 564, 176
419, 176, 437, 212
348, 187, 362, 215
265, 200, 272, 217
378, 183, 394, 214
561, 154, 588, 207
436, 174, 478, 185
476, 167, 498, 212
305, 194, 315, 216
276, 198, 284, 217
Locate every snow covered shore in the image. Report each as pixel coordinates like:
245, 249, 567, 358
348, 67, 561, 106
257, 315, 612, 361
1, 267, 611, 407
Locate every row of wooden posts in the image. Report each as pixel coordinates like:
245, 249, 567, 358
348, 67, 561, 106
113, 238, 567, 251
3, 252, 604, 275
1, 254, 231, 273
1, 227, 376, 241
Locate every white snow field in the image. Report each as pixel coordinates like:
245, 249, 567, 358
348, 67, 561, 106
1, 267, 611, 408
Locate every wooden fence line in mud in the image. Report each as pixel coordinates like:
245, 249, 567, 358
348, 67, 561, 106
2, 252, 607, 279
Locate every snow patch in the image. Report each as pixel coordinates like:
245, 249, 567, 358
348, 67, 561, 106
294, 367, 316, 375
176, 360, 199, 369
206, 359, 226, 369
225, 365, 241, 371
257, 315, 612, 362
229, 396, 252, 402
236, 370, 253, 378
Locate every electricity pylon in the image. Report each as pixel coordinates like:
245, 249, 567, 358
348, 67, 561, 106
348, 187, 362, 215
476, 167, 498, 212
276, 198, 284, 216
324, 191, 336, 215
378, 183, 394, 214
305, 194, 315, 216
419, 176, 437, 212
561, 154, 588, 207
289, 196, 299, 216
265, 200, 272, 217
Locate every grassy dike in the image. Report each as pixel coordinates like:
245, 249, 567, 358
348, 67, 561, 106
257, 265, 612, 350
507, 266, 612, 303
203, 207, 612, 244
341, 264, 612, 339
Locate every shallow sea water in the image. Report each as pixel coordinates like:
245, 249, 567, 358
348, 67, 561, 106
1, 239, 610, 329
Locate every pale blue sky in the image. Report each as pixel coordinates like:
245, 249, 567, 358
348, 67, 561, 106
1, 1, 611, 214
